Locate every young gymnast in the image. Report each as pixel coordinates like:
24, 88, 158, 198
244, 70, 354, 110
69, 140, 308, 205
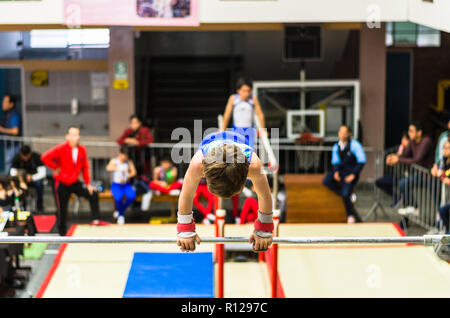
176, 129, 273, 253
221, 78, 267, 222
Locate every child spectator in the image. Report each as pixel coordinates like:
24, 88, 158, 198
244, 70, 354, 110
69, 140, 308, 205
10, 175, 28, 203
106, 146, 137, 225
149, 155, 182, 195
0, 176, 27, 211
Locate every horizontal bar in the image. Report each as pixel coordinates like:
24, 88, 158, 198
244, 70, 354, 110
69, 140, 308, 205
0, 235, 447, 245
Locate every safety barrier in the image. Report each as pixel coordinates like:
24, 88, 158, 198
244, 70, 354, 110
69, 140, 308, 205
372, 145, 446, 233
2, 135, 446, 234
0, 136, 377, 182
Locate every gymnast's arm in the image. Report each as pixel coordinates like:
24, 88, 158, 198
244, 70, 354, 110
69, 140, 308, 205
176, 150, 203, 251
248, 153, 272, 214
221, 95, 235, 131
247, 153, 273, 252
178, 150, 203, 214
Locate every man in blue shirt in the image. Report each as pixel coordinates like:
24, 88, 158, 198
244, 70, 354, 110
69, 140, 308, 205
1, 94, 21, 173
323, 125, 366, 224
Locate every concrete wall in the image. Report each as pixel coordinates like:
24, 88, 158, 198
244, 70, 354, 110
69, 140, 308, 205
25, 71, 109, 137
136, 29, 351, 81
0, 0, 63, 24
135, 31, 245, 56
409, 0, 450, 33
244, 29, 350, 81
108, 27, 135, 140
0, 0, 411, 25
199, 0, 408, 23
411, 32, 450, 140
359, 23, 386, 181
0, 32, 22, 59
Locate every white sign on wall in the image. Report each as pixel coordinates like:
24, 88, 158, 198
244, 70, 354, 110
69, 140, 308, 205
200, 0, 408, 23
0, 0, 63, 24
408, 0, 450, 33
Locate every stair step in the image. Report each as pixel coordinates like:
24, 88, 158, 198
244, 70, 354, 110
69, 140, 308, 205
284, 174, 347, 223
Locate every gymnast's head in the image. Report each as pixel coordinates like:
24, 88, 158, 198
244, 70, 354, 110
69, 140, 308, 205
202, 144, 249, 198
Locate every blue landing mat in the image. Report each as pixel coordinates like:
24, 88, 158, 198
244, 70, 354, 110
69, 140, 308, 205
123, 252, 214, 298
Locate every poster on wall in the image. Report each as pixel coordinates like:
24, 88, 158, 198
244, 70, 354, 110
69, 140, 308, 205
64, 0, 199, 27
31, 71, 49, 87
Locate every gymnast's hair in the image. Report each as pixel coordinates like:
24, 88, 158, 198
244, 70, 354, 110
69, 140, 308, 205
236, 77, 253, 90
202, 144, 249, 198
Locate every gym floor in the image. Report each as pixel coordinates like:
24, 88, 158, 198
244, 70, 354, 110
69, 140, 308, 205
11, 185, 448, 298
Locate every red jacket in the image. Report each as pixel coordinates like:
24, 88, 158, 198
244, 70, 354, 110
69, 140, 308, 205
116, 126, 154, 146
41, 142, 91, 186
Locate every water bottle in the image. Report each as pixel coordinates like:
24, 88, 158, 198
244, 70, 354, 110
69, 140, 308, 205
13, 197, 20, 226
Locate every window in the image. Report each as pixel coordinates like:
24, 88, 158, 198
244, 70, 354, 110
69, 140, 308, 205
30, 29, 110, 48
385, 22, 440, 47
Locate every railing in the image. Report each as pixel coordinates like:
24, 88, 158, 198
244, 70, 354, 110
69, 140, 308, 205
0, 135, 376, 193
4, 135, 447, 234
0, 135, 205, 205
374, 145, 446, 233
273, 144, 333, 175
252, 114, 279, 211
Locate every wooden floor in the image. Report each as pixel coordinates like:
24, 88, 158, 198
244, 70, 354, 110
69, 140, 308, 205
37, 224, 270, 298
284, 174, 347, 223
36, 223, 450, 298
278, 246, 450, 297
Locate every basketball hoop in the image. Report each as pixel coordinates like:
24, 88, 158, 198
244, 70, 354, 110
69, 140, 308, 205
295, 132, 324, 172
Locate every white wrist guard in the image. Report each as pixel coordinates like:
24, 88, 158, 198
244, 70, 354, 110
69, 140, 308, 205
255, 230, 273, 238
177, 211, 197, 238
254, 211, 273, 238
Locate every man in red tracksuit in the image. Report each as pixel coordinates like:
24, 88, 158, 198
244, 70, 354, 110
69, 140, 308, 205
41, 126, 109, 236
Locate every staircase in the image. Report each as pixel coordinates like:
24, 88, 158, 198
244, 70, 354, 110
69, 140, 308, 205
284, 174, 347, 223
138, 56, 243, 142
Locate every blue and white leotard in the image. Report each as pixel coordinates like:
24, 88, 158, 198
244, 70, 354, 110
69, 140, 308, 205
199, 130, 255, 164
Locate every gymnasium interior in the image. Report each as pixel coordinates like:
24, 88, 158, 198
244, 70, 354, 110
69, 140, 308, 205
0, 0, 449, 299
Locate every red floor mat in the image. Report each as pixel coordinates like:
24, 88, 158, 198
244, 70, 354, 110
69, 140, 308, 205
32, 215, 57, 233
